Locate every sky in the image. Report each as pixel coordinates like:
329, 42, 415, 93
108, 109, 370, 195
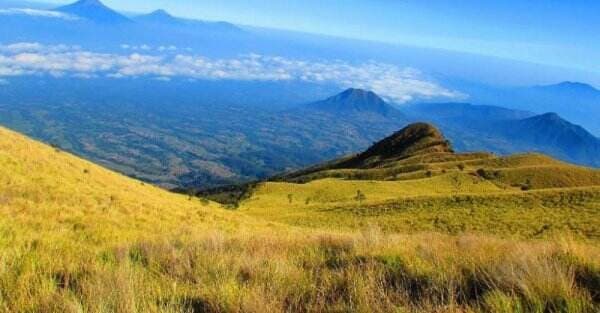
10, 0, 600, 73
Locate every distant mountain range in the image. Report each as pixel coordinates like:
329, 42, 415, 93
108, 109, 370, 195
2, 0, 598, 88
405, 102, 600, 167
0, 0, 599, 187
468, 81, 600, 136
1, 77, 597, 189
0, 0, 244, 50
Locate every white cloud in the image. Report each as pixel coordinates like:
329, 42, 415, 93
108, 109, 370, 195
0, 42, 464, 103
0, 8, 79, 20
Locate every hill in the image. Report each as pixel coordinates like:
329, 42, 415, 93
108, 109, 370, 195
0, 125, 599, 312
237, 123, 600, 239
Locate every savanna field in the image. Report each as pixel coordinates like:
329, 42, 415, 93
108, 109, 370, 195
0, 123, 599, 313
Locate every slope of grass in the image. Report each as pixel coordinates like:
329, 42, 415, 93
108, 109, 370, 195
246, 173, 505, 209
490, 166, 600, 189
241, 148, 600, 240
0, 126, 599, 312
0, 127, 247, 244
242, 185, 600, 239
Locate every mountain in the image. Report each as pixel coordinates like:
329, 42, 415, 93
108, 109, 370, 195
55, 0, 131, 23
134, 9, 181, 25
468, 81, 600, 136
495, 112, 600, 167
304, 88, 400, 117
404, 102, 600, 167
404, 102, 534, 122
133, 9, 241, 33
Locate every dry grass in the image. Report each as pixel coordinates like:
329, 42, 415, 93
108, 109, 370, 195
0, 229, 598, 312
0, 126, 599, 312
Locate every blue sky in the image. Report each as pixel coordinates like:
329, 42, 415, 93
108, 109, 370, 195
24, 0, 600, 73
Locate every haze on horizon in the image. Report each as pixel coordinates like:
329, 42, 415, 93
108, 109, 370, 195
22, 0, 600, 75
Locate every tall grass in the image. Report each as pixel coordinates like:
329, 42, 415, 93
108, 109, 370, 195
0, 229, 597, 312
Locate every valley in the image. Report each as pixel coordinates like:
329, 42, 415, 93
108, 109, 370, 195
1, 79, 598, 190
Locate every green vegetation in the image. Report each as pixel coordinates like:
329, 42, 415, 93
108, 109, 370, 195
0, 125, 599, 312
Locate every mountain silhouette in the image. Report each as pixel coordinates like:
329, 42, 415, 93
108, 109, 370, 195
306, 88, 398, 116
496, 112, 600, 166
56, 0, 130, 23
134, 9, 183, 25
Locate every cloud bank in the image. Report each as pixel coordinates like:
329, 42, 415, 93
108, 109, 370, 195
0, 8, 79, 20
0, 42, 463, 103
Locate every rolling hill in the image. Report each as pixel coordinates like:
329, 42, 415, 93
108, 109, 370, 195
0, 125, 599, 312
236, 123, 600, 239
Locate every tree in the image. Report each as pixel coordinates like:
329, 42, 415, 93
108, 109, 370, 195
354, 190, 366, 204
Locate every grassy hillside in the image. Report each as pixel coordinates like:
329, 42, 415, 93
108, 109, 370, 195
0, 126, 239, 243
240, 124, 600, 240
0, 126, 599, 312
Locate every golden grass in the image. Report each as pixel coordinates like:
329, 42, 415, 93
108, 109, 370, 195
245, 173, 503, 209
0, 127, 256, 244
1, 228, 598, 312
0, 126, 599, 312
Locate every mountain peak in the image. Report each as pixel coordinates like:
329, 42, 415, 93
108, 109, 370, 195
135, 9, 182, 25
150, 9, 171, 16
539, 81, 600, 95
307, 88, 395, 116
333, 88, 387, 106
72, 0, 103, 5
536, 112, 562, 121
555, 81, 598, 91
56, 0, 130, 23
